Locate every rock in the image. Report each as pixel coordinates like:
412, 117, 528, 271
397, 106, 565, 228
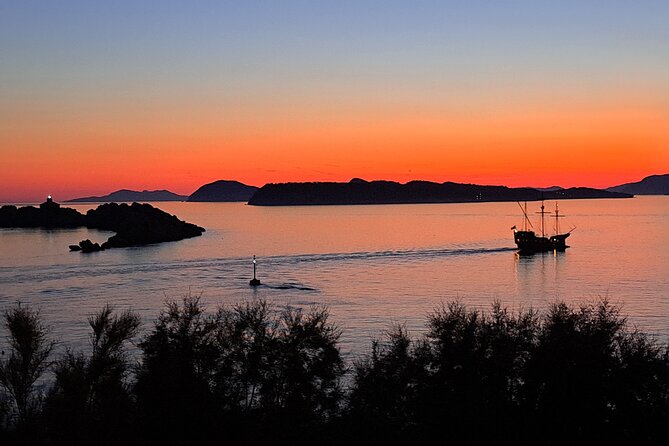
84, 202, 205, 249
0, 198, 205, 253
0, 199, 86, 228
79, 239, 102, 253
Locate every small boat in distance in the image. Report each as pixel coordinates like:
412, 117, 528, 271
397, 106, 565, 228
512, 201, 574, 254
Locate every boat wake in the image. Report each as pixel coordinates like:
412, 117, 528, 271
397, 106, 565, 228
0, 246, 516, 285
270, 246, 516, 266
260, 282, 317, 291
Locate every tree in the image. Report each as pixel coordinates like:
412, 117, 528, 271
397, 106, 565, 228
523, 300, 669, 443
0, 304, 54, 425
269, 306, 345, 417
43, 305, 140, 445
347, 324, 430, 443
214, 299, 277, 413
134, 294, 221, 444
136, 297, 346, 445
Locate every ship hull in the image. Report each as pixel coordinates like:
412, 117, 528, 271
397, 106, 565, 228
514, 230, 570, 254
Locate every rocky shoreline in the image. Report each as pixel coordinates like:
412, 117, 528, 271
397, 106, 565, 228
0, 198, 205, 253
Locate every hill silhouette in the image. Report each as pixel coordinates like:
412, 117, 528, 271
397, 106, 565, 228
188, 180, 258, 202
607, 174, 669, 195
248, 179, 631, 206
67, 189, 187, 202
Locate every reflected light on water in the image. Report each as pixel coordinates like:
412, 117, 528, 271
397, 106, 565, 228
1, 196, 667, 356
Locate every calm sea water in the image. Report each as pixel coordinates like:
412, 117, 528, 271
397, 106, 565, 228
1, 197, 668, 356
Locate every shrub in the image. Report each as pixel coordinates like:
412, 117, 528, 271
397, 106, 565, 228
0, 305, 54, 425
347, 300, 669, 444
43, 305, 140, 445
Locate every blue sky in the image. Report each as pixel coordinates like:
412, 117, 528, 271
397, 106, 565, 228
1, 1, 668, 201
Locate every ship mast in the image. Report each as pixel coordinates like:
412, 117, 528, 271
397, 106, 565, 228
524, 202, 528, 231
553, 202, 565, 235
517, 202, 533, 231
536, 199, 547, 237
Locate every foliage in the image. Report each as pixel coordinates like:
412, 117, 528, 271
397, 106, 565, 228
523, 301, 669, 443
345, 300, 669, 444
42, 305, 140, 445
0, 305, 54, 425
135, 295, 345, 444
134, 293, 221, 444
1, 298, 669, 445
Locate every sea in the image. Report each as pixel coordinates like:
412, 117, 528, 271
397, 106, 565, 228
1, 196, 668, 357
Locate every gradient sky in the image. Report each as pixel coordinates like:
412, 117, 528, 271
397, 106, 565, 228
1, 0, 668, 202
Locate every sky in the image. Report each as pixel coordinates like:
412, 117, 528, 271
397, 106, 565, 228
1, 0, 668, 202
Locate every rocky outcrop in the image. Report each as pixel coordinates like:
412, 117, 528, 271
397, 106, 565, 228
72, 239, 103, 253
85, 202, 204, 249
0, 203, 86, 228
0, 198, 205, 252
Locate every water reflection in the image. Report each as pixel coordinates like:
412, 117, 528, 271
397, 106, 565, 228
1, 197, 668, 354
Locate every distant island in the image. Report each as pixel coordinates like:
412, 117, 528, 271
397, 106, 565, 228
29, 173, 668, 208
533, 186, 564, 192
247, 178, 632, 206
0, 197, 204, 253
187, 180, 258, 202
67, 189, 188, 202
64, 180, 259, 204
607, 174, 669, 195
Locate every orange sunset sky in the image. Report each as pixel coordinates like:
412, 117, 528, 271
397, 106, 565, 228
1, 1, 668, 202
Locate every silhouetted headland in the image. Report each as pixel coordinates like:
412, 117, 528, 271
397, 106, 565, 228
0, 196, 86, 228
248, 178, 632, 206
187, 180, 258, 202
78, 202, 205, 252
0, 198, 204, 252
67, 189, 188, 202
607, 173, 669, 195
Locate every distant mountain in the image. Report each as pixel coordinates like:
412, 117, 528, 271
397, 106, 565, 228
607, 174, 669, 195
534, 186, 564, 192
67, 189, 188, 203
188, 180, 258, 202
248, 179, 631, 206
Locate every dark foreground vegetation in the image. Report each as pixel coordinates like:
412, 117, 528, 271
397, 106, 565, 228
1, 298, 668, 445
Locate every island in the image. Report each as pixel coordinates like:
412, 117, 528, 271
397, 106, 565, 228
67, 189, 188, 202
188, 180, 258, 202
607, 174, 669, 195
0, 196, 86, 227
0, 197, 205, 253
247, 179, 632, 206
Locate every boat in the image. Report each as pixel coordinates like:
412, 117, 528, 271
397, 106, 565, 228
512, 200, 573, 254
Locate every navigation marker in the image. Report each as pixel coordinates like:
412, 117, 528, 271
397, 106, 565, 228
249, 255, 261, 286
